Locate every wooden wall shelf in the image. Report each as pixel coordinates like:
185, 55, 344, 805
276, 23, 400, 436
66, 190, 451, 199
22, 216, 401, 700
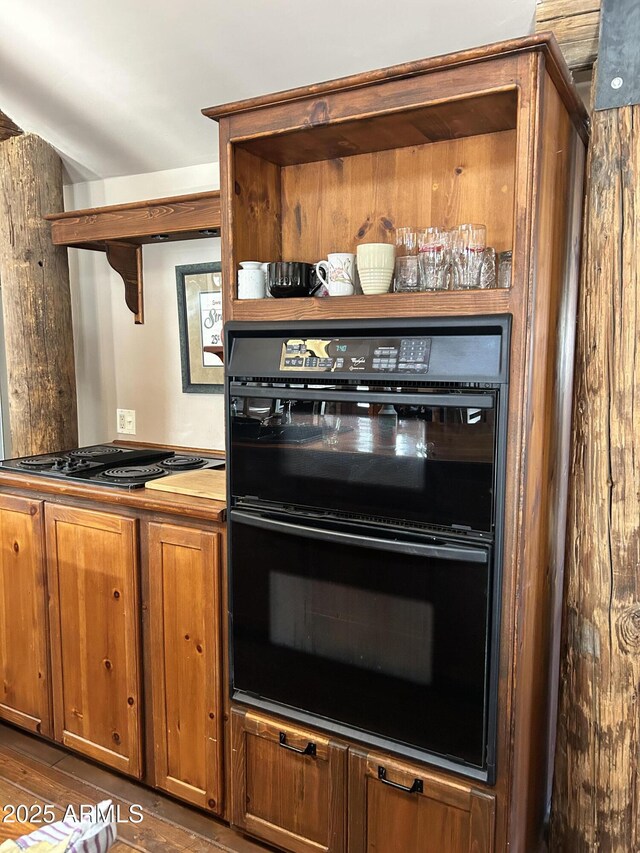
45, 190, 221, 324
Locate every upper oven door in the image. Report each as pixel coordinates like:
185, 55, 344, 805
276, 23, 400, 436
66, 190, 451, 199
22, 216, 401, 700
229, 385, 498, 534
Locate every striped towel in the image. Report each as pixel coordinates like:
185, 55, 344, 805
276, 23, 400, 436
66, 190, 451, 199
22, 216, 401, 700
15, 801, 117, 853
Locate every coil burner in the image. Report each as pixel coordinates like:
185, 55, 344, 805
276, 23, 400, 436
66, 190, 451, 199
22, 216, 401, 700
68, 446, 123, 458
18, 456, 65, 469
100, 465, 165, 482
160, 455, 206, 471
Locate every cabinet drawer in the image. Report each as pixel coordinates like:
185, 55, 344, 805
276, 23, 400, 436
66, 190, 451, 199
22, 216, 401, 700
348, 749, 495, 853
231, 707, 347, 853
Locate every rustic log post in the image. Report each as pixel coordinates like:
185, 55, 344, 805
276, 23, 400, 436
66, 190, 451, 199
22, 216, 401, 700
0, 129, 78, 456
550, 102, 640, 850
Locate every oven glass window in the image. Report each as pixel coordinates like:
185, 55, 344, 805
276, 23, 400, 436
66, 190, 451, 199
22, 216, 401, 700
231, 516, 492, 769
230, 392, 497, 532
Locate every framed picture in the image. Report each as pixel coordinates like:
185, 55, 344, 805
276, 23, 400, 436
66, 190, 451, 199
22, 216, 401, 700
176, 262, 224, 393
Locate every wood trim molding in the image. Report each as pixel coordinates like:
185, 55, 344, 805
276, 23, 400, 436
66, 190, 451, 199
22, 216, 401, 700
202, 34, 588, 136
536, 0, 601, 71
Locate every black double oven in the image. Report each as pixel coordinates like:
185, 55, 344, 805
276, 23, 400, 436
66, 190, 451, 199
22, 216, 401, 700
225, 317, 509, 783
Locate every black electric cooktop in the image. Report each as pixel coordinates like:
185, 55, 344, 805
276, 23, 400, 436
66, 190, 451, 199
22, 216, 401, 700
0, 444, 225, 490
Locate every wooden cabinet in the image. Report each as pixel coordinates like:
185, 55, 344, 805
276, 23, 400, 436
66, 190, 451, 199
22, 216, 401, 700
46, 503, 142, 777
231, 708, 347, 853
147, 522, 223, 813
0, 494, 51, 736
205, 33, 588, 852
348, 749, 495, 853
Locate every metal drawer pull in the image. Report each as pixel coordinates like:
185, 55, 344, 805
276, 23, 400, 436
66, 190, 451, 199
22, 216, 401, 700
279, 731, 317, 756
378, 765, 423, 794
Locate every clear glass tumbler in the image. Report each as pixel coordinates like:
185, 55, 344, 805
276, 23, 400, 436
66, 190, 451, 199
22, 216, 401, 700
394, 255, 421, 292
454, 223, 487, 289
478, 247, 496, 289
394, 227, 418, 257
393, 227, 420, 292
498, 251, 513, 289
418, 227, 449, 291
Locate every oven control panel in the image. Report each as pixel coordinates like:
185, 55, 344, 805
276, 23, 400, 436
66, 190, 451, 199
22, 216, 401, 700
280, 337, 432, 374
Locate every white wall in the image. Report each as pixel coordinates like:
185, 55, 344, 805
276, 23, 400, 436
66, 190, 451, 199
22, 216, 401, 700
65, 162, 225, 450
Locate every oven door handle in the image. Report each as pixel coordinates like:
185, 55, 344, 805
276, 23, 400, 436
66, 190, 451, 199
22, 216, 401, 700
230, 510, 489, 564
229, 384, 494, 409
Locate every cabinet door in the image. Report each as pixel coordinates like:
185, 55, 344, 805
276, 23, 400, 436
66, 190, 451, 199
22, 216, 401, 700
349, 749, 495, 853
148, 522, 223, 813
0, 494, 51, 736
231, 708, 347, 853
46, 504, 142, 777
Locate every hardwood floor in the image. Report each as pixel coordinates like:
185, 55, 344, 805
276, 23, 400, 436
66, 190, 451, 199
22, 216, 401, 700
0, 724, 270, 852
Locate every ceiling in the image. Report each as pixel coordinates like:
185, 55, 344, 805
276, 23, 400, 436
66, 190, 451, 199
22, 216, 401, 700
0, 0, 535, 183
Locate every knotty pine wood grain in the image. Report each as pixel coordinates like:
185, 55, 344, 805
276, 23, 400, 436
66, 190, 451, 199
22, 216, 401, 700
46, 504, 142, 778
280, 130, 516, 261
0, 134, 78, 456
551, 104, 640, 853
148, 523, 223, 814
0, 495, 51, 737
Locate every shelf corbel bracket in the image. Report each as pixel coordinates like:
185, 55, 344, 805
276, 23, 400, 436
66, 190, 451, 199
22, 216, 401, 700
105, 240, 144, 324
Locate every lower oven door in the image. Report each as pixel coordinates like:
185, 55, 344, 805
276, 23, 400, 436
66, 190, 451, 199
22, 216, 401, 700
229, 509, 495, 778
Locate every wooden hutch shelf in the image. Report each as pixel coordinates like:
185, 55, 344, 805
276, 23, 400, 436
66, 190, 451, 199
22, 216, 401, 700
229, 288, 512, 322
45, 190, 221, 324
204, 32, 589, 853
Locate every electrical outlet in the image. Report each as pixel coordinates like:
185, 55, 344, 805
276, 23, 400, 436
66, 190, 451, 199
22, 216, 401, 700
117, 408, 136, 435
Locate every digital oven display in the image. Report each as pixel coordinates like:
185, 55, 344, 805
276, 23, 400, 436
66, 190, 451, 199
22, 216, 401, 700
279, 337, 431, 374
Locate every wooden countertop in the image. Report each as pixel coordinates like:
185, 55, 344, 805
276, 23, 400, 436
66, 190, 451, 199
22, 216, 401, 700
0, 470, 226, 522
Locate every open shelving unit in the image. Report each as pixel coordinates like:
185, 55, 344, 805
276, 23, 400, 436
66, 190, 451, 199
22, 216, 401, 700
203, 32, 590, 853
45, 190, 220, 323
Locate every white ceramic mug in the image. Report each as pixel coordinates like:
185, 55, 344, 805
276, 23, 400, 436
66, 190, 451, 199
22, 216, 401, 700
237, 267, 266, 299
315, 253, 356, 296
356, 243, 395, 295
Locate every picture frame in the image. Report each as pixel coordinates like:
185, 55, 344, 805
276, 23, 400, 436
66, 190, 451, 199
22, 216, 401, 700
176, 262, 224, 393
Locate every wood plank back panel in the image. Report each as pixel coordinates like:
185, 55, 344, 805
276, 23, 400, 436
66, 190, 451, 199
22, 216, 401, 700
348, 749, 495, 853
231, 708, 347, 853
148, 522, 223, 813
0, 494, 51, 736
46, 504, 142, 777
280, 130, 516, 262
